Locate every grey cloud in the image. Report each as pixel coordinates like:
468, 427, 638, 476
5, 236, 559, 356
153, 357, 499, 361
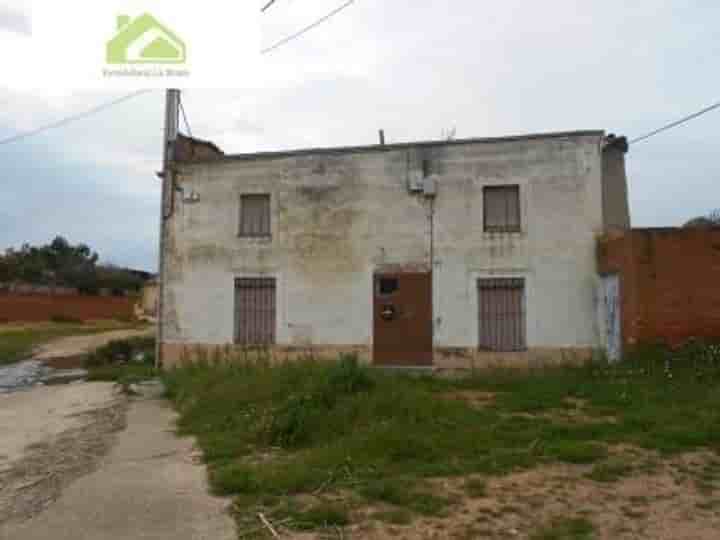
0, 6, 30, 35
2, 0, 720, 270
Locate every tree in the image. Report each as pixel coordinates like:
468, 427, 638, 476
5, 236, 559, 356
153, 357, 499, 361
0, 237, 142, 294
684, 209, 720, 228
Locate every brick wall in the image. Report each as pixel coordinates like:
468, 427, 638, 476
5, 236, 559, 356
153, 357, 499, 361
0, 294, 136, 323
598, 228, 720, 347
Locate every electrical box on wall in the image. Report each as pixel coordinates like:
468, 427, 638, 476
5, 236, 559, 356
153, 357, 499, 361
423, 176, 437, 197
407, 170, 424, 192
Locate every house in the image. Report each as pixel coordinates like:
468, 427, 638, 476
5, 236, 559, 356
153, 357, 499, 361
106, 14, 185, 64
158, 131, 630, 368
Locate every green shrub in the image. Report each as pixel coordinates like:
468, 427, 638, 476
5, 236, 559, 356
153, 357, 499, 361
84, 336, 155, 368
547, 441, 608, 464
531, 517, 595, 540
50, 314, 83, 324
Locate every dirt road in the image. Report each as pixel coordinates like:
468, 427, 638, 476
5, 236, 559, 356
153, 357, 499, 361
33, 328, 153, 367
0, 384, 235, 540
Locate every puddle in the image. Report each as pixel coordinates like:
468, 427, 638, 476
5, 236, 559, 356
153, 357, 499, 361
0, 360, 87, 394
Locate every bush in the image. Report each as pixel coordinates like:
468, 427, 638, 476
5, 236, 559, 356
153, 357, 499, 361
50, 314, 83, 324
84, 336, 155, 368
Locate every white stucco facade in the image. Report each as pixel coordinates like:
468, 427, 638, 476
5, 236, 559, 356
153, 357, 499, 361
160, 131, 629, 367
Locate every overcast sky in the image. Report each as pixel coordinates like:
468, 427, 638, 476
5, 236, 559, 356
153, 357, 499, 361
1, 0, 718, 271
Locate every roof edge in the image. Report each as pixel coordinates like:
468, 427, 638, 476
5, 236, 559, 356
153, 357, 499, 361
179, 129, 606, 165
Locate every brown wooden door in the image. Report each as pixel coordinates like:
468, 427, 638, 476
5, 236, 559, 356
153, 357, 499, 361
373, 272, 433, 366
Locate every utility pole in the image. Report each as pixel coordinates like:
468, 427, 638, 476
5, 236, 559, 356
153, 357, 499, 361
156, 88, 180, 368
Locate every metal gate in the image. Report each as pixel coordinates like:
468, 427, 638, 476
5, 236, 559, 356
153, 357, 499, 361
478, 278, 526, 352
601, 274, 621, 361
373, 273, 433, 366
234, 278, 276, 345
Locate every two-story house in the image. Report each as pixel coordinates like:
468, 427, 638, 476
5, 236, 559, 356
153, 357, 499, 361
158, 130, 630, 368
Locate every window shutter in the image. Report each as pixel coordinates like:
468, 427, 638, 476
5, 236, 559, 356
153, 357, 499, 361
240, 194, 271, 237
478, 278, 526, 351
235, 278, 276, 345
484, 186, 520, 232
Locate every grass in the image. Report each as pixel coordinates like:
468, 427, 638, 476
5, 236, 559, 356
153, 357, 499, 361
586, 458, 635, 482
463, 477, 487, 498
0, 320, 147, 365
162, 346, 720, 533
531, 517, 595, 540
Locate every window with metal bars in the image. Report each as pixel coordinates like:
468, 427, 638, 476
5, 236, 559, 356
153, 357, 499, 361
483, 185, 521, 232
234, 278, 276, 345
477, 278, 526, 352
239, 194, 271, 237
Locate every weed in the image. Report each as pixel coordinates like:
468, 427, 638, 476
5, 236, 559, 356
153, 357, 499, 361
463, 477, 487, 498
85, 336, 155, 368
373, 509, 413, 525
586, 458, 634, 482
50, 314, 83, 324
531, 517, 595, 540
547, 441, 608, 464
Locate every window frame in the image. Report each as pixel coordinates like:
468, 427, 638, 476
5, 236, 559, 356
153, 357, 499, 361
477, 277, 527, 352
234, 277, 277, 346
483, 184, 521, 233
239, 193, 272, 238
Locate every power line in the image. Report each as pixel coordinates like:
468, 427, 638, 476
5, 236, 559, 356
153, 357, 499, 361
261, 0, 278, 13
630, 99, 720, 145
262, 0, 355, 55
179, 95, 193, 137
0, 90, 153, 147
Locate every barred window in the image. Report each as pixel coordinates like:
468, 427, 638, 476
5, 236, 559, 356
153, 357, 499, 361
483, 185, 520, 232
235, 278, 276, 345
239, 194, 271, 237
478, 278, 526, 352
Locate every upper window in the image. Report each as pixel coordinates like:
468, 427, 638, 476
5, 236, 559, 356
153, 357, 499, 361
483, 185, 521, 233
240, 194, 271, 237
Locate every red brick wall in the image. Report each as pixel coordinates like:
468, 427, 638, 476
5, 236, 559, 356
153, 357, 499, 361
598, 228, 720, 347
0, 294, 136, 323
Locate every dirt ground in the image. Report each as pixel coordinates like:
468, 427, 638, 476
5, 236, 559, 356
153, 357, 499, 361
265, 452, 720, 540
0, 382, 235, 540
33, 328, 152, 369
0, 383, 125, 524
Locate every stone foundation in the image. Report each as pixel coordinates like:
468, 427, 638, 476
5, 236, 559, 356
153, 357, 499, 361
160, 343, 595, 370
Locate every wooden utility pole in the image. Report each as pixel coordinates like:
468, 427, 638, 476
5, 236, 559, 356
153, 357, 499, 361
156, 89, 180, 368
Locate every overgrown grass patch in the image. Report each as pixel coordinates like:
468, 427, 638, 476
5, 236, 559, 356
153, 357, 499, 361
163, 346, 720, 532
530, 517, 595, 540
586, 458, 635, 482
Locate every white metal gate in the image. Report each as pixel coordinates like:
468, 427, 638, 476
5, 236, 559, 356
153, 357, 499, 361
601, 274, 621, 361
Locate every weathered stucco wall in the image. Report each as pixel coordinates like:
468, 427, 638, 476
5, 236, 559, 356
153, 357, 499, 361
163, 131, 619, 366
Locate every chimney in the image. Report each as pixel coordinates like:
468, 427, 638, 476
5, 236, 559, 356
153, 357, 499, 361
378, 129, 385, 146
117, 15, 131, 30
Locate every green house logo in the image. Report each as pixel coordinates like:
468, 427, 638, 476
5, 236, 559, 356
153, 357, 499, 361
107, 13, 186, 64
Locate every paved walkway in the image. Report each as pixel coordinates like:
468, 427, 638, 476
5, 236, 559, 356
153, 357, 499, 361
0, 392, 235, 540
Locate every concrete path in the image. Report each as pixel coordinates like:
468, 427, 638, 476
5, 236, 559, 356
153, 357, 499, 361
0, 392, 235, 540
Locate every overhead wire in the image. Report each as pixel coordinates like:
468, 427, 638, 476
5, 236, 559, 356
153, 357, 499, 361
261, 0, 355, 54
630, 100, 720, 145
0, 90, 153, 147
